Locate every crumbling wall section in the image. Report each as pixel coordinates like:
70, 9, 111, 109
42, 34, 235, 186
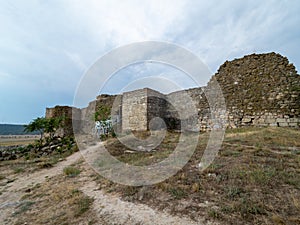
211, 52, 300, 128
45, 106, 81, 136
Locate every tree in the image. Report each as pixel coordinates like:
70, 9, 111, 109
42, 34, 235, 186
24, 117, 46, 140
24, 117, 63, 140
44, 117, 64, 139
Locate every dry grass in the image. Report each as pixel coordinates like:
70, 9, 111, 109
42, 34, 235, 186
14, 174, 96, 225
105, 131, 183, 166
96, 127, 300, 224
63, 166, 81, 177
0, 143, 78, 181
1, 127, 299, 224
0, 135, 39, 147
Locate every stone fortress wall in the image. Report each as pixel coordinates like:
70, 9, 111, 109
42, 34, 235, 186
46, 52, 300, 135
212, 52, 300, 128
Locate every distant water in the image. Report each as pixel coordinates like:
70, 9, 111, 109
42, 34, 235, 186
0, 124, 39, 135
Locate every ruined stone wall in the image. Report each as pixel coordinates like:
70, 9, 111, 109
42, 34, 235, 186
46, 94, 118, 136
95, 94, 117, 114
46, 52, 300, 133
165, 88, 209, 130
210, 52, 300, 128
79, 94, 117, 134
163, 52, 300, 131
45, 106, 81, 136
79, 100, 96, 134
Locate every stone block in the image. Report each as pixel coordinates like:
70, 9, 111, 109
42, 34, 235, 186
269, 123, 278, 127
288, 123, 298, 127
242, 118, 252, 123
276, 118, 287, 123
265, 118, 276, 124
278, 122, 289, 127
289, 118, 299, 123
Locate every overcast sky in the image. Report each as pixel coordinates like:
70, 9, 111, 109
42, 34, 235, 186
0, 0, 299, 124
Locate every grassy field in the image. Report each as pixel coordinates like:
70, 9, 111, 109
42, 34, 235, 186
97, 127, 300, 224
0, 135, 39, 147
0, 127, 299, 224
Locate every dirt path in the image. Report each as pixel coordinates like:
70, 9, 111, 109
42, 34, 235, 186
81, 144, 212, 224
79, 174, 207, 225
0, 151, 83, 224
0, 144, 213, 225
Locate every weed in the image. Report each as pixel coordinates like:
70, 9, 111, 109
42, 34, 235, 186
208, 209, 221, 219
13, 167, 25, 174
254, 142, 263, 150
71, 189, 80, 195
38, 162, 54, 168
63, 166, 80, 177
279, 170, 300, 189
221, 149, 241, 157
225, 186, 244, 199
74, 196, 93, 217
208, 163, 224, 171
13, 201, 35, 215
291, 84, 300, 92
168, 187, 187, 199
123, 186, 139, 196
235, 198, 266, 217
249, 167, 276, 185
221, 205, 234, 213
24, 153, 30, 160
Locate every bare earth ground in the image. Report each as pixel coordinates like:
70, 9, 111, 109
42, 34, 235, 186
0, 144, 211, 225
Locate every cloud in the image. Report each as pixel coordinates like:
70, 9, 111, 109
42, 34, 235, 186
62, 0, 187, 45
64, 50, 87, 71
174, 0, 300, 71
0, 0, 300, 123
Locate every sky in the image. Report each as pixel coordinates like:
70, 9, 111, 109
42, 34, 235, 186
0, 0, 299, 124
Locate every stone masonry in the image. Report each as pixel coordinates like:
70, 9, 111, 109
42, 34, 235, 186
46, 52, 300, 135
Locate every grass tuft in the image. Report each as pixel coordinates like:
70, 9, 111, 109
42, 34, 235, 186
168, 187, 187, 200
74, 195, 93, 217
13, 201, 35, 215
63, 166, 80, 177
